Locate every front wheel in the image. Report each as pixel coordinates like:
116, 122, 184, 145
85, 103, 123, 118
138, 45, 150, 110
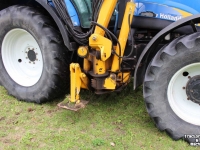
0, 6, 70, 103
143, 32, 200, 142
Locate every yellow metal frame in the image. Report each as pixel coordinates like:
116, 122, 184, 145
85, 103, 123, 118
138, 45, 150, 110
89, 0, 117, 75
68, 1, 135, 104
89, 34, 112, 61
111, 2, 135, 72
94, 0, 118, 36
70, 63, 88, 103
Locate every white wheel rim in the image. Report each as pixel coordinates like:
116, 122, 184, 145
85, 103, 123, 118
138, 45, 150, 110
2, 29, 43, 87
168, 63, 200, 125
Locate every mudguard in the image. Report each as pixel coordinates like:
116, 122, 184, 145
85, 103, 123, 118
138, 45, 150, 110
134, 14, 200, 89
35, 0, 71, 50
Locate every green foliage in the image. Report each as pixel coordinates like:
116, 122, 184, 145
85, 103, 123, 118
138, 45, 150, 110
92, 138, 105, 147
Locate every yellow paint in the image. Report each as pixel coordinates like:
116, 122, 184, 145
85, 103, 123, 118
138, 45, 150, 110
89, 34, 112, 61
89, 0, 117, 75
94, 0, 117, 35
77, 46, 88, 58
118, 72, 131, 83
173, 8, 192, 18
93, 58, 106, 75
70, 63, 89, 103
104, 74, 116, 90
173, 8, 200, 26
69, 1, 135, 100
83, 58, 91, 72
111, 2, 135, 72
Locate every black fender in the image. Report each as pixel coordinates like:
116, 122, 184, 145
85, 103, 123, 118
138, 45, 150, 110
35, 0, 71, 50
134, 14, 200, 89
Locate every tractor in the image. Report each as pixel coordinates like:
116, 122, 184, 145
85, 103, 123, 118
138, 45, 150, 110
0, 0, 200, 143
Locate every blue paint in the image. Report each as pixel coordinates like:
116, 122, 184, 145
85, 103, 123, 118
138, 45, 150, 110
135, 0, 200, 22
135, 0, 200, 14
64, 0, 80, 26
48, 0, 80, 26
49, 0, 200, 26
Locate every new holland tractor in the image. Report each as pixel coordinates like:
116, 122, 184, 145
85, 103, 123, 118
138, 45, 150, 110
0, 0, 200, 143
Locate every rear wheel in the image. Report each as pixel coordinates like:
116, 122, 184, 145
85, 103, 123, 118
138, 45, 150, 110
0, 6, 70, 103
143, 32, 200, 142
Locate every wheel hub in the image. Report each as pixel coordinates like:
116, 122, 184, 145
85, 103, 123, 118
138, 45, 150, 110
186, 75, 200, 104
27, 49, 36, 62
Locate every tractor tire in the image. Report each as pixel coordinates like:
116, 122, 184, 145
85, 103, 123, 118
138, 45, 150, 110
143, 32, 200, 143
0, 6, 70, 103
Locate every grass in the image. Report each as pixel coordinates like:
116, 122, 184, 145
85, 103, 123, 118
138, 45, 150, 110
0, 83, 198, 150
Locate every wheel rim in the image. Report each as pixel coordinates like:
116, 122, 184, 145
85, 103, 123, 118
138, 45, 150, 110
2, 29, 43, 87
168, 63, 200, 125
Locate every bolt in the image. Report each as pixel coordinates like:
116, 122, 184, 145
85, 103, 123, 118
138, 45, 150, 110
188, 76, 191, 79
110, 74, 116, 80
187, 97, 190, 100
92, 36, 97, 41
36, 53, 38, 55
183, 87, 186, 89
26, 57, 28, 59
82, 73, 86, 78
28, 48, 30, 50
25, 51, 28, 53
29, 61, 31, 63
36, 59, 38, 61
33, 62, 35, 64
32, 48, 34, 50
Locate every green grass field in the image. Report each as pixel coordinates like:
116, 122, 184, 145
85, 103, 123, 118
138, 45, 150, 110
0, 83, 198, 150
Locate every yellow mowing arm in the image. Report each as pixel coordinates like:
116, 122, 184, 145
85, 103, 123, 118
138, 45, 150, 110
111, 1, 135, 72
59, 0, 136, 111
